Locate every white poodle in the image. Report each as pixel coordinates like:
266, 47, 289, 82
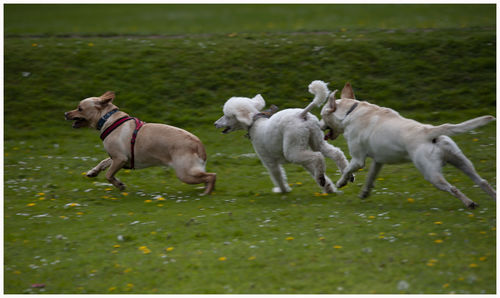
214, 80, 350, 194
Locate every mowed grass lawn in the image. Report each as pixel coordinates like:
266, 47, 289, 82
4, 4, 496, 294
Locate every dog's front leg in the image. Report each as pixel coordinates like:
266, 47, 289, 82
105, 158, 127, 191
359, 161, 383, 198
263, 161, 291, 193
86, 157, 112, 178
336, 158, 364, 189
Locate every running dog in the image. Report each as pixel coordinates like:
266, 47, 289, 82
65, 91, 216, 195
215, 81, 349, 194
320, 82, 495, 208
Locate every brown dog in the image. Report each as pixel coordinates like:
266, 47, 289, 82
65, 91, 216, 195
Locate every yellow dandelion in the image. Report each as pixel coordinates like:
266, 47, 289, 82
26, 203, 36, 207
37, 192, 45, 196
407, 198, 415, 203
469, 263, 478, 268
156, 196, 165, 201
319, 236, 325, 241
144, 200, 152, 203
434, 221, 443, 225
88, 42, 94, 47
126, 283, 134, 288
81, 172, 87, 176
314, 192, 322, 197
296, 182, 303, 185
434, 239, 443, 244
32, 43, 38, 47
248, 256, 256, 260
157, 204, 164, 207
38, 197, 45, 200
468, 214, 474, 218
426, 262, 436, 266
479, 256, 487, 261
368, 215, 375, 219
13, 270, 21, 275
378, 235, 385, 239
121, 192, 128, 196
428, 232, 437, 236
166, 247, 174, 252
286, 236, 295, 241
479, 231, 486, 234
377, 177, 384, 181
138, 246, 151, 254
105, 187, 113, 191
59, 216, 67, 219
472, 138, 479, 142
109, 287, 116, 292
443, 283, 450, 288
113, 244, 121, 248
123, 268, 132, 273
218, 256, 227, 261
76, 212, 84, 215
333, 245, 342, 249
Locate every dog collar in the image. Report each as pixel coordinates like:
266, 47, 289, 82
344, 102, 359, 118
96, 108, 119, 130
246, 105, 279, 139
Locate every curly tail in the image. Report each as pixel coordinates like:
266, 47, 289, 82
299, 80, 331, 119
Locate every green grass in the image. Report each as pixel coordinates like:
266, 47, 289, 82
4, 4, 496, 294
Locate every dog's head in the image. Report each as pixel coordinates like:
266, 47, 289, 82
65, 91, 118, 129
320, 82, 356, 140
214, 94, 265, 133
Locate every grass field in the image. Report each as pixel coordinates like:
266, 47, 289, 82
4, 4, 496, 294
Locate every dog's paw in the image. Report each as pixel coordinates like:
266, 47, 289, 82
116, 182, 126, 191
467, 201, 479, 209
272, 186, 291, 193
359, 190, 371, 199
336, 180, 347, 189
86, 170, 99, 178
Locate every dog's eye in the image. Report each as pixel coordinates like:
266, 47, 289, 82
78, 107, 83, 112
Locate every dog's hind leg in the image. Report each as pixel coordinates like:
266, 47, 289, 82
360, 161, 383, 199
438, 136, 496, 200
413, 143, 478, 209
171, 156, 216, 195
427, 172, 478, 209
87, 157, 112, 178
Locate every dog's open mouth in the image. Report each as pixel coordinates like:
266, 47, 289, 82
324, 127, 335, 140
70, 117, 88, 129
222, 127, 231, 134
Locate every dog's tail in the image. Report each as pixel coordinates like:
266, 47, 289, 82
427, 115, 495, 140
300, 80, 331, 119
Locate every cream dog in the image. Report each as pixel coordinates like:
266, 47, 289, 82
65, 91, 216, 195
214, 80, 349, 194
320, 82, 495, 208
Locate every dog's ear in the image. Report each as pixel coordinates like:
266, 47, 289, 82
252, 94, 266, 110
327, 90, 337, 113
98, 91, 115, 106
341, 82, 355, 99
235, 109, 253, 127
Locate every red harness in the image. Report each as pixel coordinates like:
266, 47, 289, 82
100, 116, 145, 169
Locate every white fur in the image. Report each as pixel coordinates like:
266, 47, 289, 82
215, 81, 349, 194
320, 82, 496, 208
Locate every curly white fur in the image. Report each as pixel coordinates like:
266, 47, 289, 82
215, 81, 350, 194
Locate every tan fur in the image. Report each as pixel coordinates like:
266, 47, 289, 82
65, 91, 215, 195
